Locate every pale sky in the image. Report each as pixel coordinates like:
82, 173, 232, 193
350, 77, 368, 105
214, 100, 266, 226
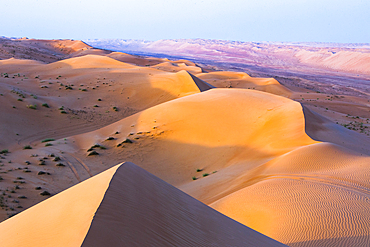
1, 0, 369, 43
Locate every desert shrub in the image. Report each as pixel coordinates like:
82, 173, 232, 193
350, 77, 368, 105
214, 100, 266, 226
23, 145, 32, 150
202, 173, 209, 177
45, 143, 52, 147
88, 150, 99, 156
41, 138, 54, 143
40, 191, 51, 196
122, 138, 133, 143
26, 105, 37, 110
42, 103, 49, 108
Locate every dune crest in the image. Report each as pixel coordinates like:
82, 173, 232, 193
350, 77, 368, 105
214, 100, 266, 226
0, 162, 286, 247
0, 165, 119, 247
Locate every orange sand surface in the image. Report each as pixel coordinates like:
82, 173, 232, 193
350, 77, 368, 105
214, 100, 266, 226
0, 38, 369, 246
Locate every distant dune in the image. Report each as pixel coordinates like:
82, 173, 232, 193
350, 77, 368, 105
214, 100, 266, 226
0, 38, 370, 247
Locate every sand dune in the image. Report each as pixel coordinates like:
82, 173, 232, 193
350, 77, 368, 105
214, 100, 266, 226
0, 164, 118, 247
0, 54, 208, 148
0, 162, 286, 247
197, 71, 292, 97
70, 89, 315, 188
1, 38, 370, 247
211, 142, 370, 246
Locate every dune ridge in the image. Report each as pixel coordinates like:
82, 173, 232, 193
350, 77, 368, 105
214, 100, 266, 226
0, 162, 286, 247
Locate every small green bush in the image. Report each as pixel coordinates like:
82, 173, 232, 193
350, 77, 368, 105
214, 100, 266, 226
88, 150, 99, 156
23, 145, 32, 150
26, 105, 37, 110
42, 103, 49, 108
40, 191, 51, 196
41, 138, 55, 143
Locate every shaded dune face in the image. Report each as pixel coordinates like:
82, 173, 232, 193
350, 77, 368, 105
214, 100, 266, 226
81, 162, 286, 247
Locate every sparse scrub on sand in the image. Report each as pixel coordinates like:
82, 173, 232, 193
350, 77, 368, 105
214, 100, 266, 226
45, 143, 52, 146
106, 137, 115, 141
192, 176, 197, 180
202, 173, 209, 177
117, 138, 133, 147
41, 138, 55, 143
23, 145, 32, 150
42, 103, 49, 108
37, 171, 46, 175
113, 106, 118, 111
56, 163, 65, 167
0, 150, 8, 154
53, 156, 61, 161
26, 104, 37, 110
88, 150, 99, 156
40, 191, 51, 196
196, 168, 203, 172
60, 110, 67, 114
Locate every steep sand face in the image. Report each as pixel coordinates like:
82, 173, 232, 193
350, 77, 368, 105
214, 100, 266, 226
0, 165, 119, 247
0, 162, 286, 247
211, 142, 370, 246
81, 162, 286, 247
302, 105, 370, 155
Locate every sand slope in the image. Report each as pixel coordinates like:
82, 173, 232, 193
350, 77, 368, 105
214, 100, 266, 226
210, 142, 370, 246
69, 88, 316, 194
0, 162, 286, 247
197, 71, 292, 97
0, 54, 208, 148
0, 165, 119, 247
82, 162, 286, 246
